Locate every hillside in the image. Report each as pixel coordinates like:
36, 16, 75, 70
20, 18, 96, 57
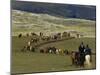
12, 10, 96, 37
12, 1, 96, 20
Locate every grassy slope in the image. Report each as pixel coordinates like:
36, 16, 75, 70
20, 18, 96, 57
12, 10, 96, 37
12, 36, 96, 74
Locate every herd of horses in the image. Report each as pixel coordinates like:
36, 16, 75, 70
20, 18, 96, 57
19, 31, 83, 49
19, 31, 91, 68
20, 31, 80, 52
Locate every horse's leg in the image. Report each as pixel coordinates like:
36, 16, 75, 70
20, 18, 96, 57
90, 55, 92, 62
79, 55, 84, 67
72, 58, 74, 65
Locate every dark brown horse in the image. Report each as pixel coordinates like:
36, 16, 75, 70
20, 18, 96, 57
18, 33, 22, 38
70, 51, 80, 66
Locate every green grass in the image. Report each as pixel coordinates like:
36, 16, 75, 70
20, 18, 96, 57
12, 52, 96, 74
11, 36, 96, 74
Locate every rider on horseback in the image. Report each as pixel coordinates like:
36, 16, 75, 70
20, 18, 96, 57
78, 42, 85, 67
84, 45, 92, 62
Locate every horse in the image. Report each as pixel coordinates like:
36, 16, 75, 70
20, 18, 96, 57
29, 46, 35, 52
49, 47, 56, 54
58, 49, 64, 55
21, 45, 34, 52
18, 33, 22, 38
84, 45, 92, 67
40, 47, 49, 53
56, 49, 59, 54
40, 49, 44, 53
21, 46, 27, 52
63, 49, 69, 55
70, 51, 80, 66
84, 54, 91, 67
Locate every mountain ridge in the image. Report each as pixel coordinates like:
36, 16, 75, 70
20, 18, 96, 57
12, 1, 96, 20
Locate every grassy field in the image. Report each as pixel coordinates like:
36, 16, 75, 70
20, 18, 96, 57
11, 37, 96, 74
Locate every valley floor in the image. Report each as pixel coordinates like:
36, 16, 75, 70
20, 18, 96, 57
11, 37, 96, 74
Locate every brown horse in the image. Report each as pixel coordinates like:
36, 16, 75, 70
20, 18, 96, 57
70, 51, 80, 66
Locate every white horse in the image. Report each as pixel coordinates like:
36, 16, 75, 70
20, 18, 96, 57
56, 49, 59, 54
49, 49, 52, 53
85, 54, 91, 67
55, 49, 64, 55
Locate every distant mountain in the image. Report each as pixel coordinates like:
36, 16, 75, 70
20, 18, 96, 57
11, 1, 96, 20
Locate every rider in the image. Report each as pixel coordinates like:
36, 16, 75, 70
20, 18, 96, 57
78, 42, 85, 67
79, 42, 85, 54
